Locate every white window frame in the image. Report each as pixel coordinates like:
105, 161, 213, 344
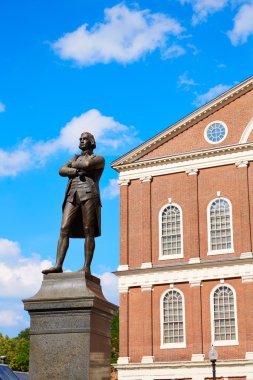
207, 197, 234, 255
210, 284, 239, 346
159, 202, 184, 260
160, 288, 186, 349
204, 120, 228, 144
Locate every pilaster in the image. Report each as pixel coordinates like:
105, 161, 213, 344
140, 176, 152, 267
119, 179, 131, 267
141, 285, 153, 362
235, 161, 252, 255
189, 280, 203, 357
185, 168, 200, 261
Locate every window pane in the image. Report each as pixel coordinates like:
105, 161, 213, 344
213, 286, 236, 342
161, 205, 182, 256
209, 199, 232, 251
163, 290, 184, 344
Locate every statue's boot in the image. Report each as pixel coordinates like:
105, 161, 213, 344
42, 236, 68, 274
42, 266, 63, 274
78, 266, 91, 275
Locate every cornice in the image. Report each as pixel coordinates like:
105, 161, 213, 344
111, 75, 253, 169
115, 257, 253, 291
115, 142, 253, 173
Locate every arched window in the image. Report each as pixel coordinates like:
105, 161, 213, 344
208, 198, 233, 254
159, 203, 183, 259
161, 289, 186, 348
211, 285, 238, 345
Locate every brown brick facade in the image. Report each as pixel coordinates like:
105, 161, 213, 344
114, 78, 253, 379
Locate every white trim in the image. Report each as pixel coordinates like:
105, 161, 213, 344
117, 146, 253, 181
207, 197, 234, 256
117, 357, 130, 364
240, 116, 253, 143
159, 202, 184, 260
117, 259, 253, 290
236, 160, 249, 168
204, 120, 228, 144
246, 352, 253, 360
116, 359, 253, 380
210, 283, 239, 346
141, 356, 154, 363
118, 179, 130, 186
191, 354, 205, 361
160, 287, 186, 349
141, 262, 152, 269
112, 76, 253, 168
118, 264, 129, 271
240, 252, 253, 259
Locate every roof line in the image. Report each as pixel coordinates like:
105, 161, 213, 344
111, 74, 253, 168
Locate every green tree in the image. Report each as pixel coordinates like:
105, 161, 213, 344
111, 310, 119, 364
0, 329, 29, 372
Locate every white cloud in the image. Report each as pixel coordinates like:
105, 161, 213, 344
0, 309, 26, 328
180, 0, 228, 25
0, 109, 139, 177
97, 272, 118, 305
101, 179, 119, 200
193, 84, 231, 107
178, 71, 198, 90
52, 3, 184, 66
228, 3, 253, 45
161, 44, 186, 59
0, 238, 52, 331
35, 109, 138, 157
0, 102, 6, 112
0, 238, 52, 298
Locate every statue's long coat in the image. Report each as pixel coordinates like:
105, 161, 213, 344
59, 154, 103, 238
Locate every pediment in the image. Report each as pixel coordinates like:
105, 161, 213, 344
112, 75, 253, 172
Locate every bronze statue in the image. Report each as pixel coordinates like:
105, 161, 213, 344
42, 132, 105, 275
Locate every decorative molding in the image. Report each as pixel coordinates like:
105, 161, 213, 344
119, 286, 129, 294
189, 280, 202, 287
141, 285, 153, 292
116, 145, 253, 180
186, 168, 199, 176
118, 179, 130, 186
115, 359, 253, 379
118, 264, 129, 271
140, 175, 152, 183
141, 262, 152, 269
242, 275, 253, 283
235, 160, 248, 168
191, 354, 205, 362
141, 356, 154, 364
240, 116, 253, 143
112, 76, 253, 168
117, 260, 253, 290
117, 357, 130, 365
240, 252, 253, 259
188, 258, 201, 265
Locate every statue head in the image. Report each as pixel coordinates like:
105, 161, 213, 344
79, 132, 96, 151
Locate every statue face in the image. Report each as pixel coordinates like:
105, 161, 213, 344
79, 133, 92, 151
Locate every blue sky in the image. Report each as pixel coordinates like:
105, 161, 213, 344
0, 0, 253, 337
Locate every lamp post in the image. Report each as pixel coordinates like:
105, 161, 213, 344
0, 356, 6, 365
208, 345, 218, 380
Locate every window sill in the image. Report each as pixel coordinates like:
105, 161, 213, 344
160, 342, 186, 349
214, 340, 239, 346
159, 253, 184, 260
207, 249, 234, 256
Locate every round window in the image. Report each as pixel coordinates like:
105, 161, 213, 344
204, 121, 227, 144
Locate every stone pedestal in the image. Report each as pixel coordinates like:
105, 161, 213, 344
23, 272, 117, 380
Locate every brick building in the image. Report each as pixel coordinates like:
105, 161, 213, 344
111, 75, 253, 380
